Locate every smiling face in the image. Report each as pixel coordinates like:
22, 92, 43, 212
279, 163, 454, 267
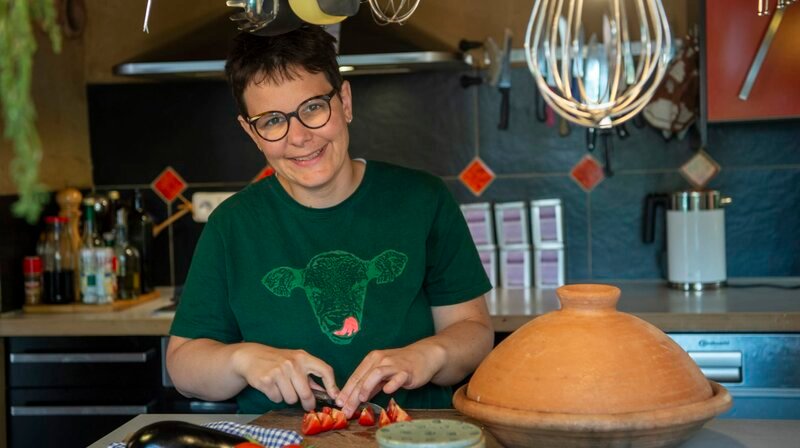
238, 68, 354, 202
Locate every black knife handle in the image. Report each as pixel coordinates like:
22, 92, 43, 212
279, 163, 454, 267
498, 87, 510, 130
586, 128, 597, 152
459, 39, 484, 52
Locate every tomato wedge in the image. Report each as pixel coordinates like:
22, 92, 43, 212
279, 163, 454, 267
386, 398, 399, 422
357, 406, 376, 426
233, 443, 264, 448
302, 411, 323, 435
331, 408, 349, 430
317, 411, 335, 432
320, 406, 333, 415
378, 409, 392, 428
394, 406, 412, 422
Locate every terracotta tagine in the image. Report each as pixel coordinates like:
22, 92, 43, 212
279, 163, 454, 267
453, 284, 732, 448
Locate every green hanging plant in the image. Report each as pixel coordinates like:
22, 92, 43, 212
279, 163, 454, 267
0, 0, 62, 224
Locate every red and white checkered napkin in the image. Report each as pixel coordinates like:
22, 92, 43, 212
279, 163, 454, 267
108, 421, 303, 448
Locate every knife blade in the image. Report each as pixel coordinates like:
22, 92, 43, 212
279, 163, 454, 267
497, 28, 513, 130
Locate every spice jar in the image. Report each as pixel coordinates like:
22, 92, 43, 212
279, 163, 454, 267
23, 256, 43, 305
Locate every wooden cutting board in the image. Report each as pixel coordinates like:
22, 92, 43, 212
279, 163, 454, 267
250, 408, 504, 447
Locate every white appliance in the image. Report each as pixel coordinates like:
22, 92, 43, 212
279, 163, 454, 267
644, 190, 731, 291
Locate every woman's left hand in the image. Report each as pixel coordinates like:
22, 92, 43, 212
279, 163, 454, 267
336, 342, 446, 418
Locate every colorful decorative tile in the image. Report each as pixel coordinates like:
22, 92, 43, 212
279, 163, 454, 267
459, 157, 496, 196
680, 149, 720, 188
570, 155, 605, 192
252, 165, 275, 183
151, 166, 188, 203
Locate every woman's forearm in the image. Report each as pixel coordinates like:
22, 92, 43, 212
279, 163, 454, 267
166, 337, 250, 401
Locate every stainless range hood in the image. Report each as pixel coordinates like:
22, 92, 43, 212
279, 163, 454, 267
113, 8, 468, 79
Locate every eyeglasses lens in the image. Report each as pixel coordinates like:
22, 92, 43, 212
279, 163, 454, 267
254, 97, 332, 141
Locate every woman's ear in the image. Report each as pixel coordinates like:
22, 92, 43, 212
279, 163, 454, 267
339, 80, 353, 123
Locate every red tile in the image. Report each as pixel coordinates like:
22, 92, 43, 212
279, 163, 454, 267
151, 167, 188, 203
570, 155, 605, 192
459, 157, 496, 196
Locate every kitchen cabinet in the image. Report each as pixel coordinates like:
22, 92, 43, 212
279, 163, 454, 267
705, 0, 800, 121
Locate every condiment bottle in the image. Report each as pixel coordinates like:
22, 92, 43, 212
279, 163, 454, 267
114, 209, 141, 299
23, 256, 43, 305
128, 189, 155, 293
42, 216, 76, 304
79, 199, 103, 304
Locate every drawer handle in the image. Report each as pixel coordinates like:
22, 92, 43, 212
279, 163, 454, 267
688, 351, 742, 368
700, 367, 742, 383
10, 349, 154, 364
10, 405, 150, 416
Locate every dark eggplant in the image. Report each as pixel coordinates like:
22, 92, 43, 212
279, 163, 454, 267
126, 420, 255, 448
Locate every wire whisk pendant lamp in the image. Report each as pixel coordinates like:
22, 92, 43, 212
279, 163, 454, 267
524, 0, 672, 129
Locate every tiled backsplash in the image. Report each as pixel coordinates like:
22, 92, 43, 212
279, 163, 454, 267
1, 68, 797, 307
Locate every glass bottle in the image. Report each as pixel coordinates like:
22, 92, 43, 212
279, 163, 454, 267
79, 199, 103, 304
128, 189, 155, 294
42, 216, 76, 304
23, 256, 43, 305
114, 208, 141, 299
103, 190, 121, 247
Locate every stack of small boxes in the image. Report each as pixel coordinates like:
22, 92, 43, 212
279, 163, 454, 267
460, 203, 497, 286
461, 200, 565, 290
530, 199, 566, 289
494, 202, 532, 288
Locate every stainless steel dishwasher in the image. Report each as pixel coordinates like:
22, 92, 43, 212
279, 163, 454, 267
668, 333, 800, 420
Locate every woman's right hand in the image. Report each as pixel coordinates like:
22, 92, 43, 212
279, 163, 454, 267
231, 343, 339, 411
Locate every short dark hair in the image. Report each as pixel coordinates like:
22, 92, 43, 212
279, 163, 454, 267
225, 25, 343, 118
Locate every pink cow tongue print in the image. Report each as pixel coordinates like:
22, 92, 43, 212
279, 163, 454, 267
262, 250, 408, 344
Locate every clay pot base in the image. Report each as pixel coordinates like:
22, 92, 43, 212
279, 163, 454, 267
453, 381, 732, 448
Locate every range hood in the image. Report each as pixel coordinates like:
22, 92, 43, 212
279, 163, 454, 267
113, 7, 468, 78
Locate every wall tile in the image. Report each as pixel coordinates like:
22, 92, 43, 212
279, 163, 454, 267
348, 71, 475, 176
708, 169, 800, 276
87, 82, 262, 186
590, 172, 687, 279
708, 119, 800, 167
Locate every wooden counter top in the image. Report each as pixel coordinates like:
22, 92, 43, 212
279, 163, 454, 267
2, 280, 799, 337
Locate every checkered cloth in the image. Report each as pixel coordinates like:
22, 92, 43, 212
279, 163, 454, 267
107, 421, 303, 448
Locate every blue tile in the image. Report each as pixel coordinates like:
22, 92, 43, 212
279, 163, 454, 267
445, 176, 590, 281
708, 119, 800, 167
707, 169, 800, 276
348, 72, 475, 176
590, 172, 687, 279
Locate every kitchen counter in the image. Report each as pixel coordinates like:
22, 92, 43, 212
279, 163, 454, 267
1, 280, 799, 336
89, 412, 800, 448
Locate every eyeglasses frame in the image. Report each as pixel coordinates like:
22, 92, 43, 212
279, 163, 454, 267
246, 87, 339, 142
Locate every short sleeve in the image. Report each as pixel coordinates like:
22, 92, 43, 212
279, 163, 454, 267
424, 180, 493, 306
169, 220, 242, 343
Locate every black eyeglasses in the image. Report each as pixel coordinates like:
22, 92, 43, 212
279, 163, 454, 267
247, 88, 338, 142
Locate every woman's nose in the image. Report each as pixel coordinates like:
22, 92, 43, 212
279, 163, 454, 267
286, 116, 313, 146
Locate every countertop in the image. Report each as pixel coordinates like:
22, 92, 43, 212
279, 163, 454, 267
89, 412, 800, 448
2, 279, 799, 337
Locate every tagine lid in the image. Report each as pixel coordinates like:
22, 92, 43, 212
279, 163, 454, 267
466, 284, 713, 414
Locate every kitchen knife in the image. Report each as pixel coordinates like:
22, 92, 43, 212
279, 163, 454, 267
497, 29, 512, 130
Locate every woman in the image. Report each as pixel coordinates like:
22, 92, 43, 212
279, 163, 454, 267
166, 25, 493, 419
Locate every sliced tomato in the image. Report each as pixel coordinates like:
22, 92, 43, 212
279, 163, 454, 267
302, 411, 323, 435
378, 408, 392, 428
331, 408, 349, 430
317, 411, 335, 432
358, 406, 376, 426
233, 443, 264, 448
386, 398, 399, 422
394, 406, 412, 422
320, 406, 333, 415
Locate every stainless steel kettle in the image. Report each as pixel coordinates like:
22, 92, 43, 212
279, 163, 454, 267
643, 190, 732, 291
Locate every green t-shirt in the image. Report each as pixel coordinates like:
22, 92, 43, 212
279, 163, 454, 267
170, 160, 492, 414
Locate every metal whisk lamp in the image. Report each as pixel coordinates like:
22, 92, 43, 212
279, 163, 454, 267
524, 0, 672, 128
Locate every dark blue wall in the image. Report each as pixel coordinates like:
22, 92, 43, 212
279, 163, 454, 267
3, 67, 796, 301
